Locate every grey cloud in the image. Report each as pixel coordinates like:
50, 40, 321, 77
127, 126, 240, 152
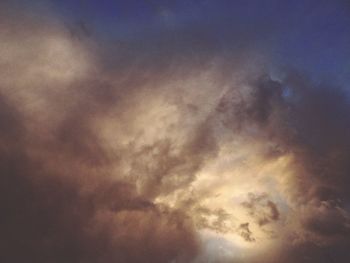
241, 193, 280, 226
1, 1, 350, 263
238, 223, 255, 243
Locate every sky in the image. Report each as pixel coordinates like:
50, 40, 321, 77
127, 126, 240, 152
52, 0, 350, 81
1, 1, 350, 263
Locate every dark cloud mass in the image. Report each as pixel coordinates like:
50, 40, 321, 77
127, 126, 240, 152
241, 193, 280, 226
1, 1, 350, 263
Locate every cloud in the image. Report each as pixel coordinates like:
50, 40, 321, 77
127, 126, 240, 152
0, 5, 201, 263
1, 1, 350, 263
241, 193, 280, 227
238, 223, 256, 242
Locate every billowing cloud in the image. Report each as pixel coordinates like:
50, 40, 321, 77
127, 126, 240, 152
1, 1, 350, 263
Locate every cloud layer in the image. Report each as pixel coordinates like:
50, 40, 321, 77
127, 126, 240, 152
1, 2, 350, 263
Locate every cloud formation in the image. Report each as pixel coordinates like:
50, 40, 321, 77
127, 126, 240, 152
1, 2, 350, 263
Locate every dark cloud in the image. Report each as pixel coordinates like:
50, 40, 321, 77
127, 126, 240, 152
0, 5, 203, 263
241, 193, 280, 227
238, 223, 255, 243
1, 1, 350, 263
235, 71, 350, 261
0, 90, 199, 263
303, 201, 350, 238
214, 66, 350, 261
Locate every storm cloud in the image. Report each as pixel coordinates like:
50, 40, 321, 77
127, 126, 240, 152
1, 1, 350, 263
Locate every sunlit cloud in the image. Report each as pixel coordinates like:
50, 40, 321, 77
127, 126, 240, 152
1, 1, 350, 263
